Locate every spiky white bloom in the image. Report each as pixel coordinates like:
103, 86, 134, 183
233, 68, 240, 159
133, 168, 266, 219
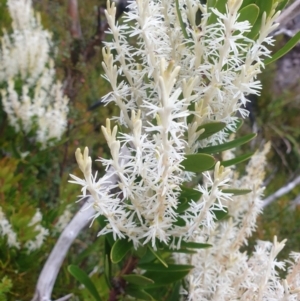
0, 206, 20, 249
0, 0, 69, 148
25, 209, 49, 253
70, 0, 280, 248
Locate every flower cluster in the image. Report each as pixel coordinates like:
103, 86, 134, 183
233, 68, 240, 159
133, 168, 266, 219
70, 0, 300, 299
0, 0, 68, 148
71, 0, 278, 247
0, 206, 20, 249
25, 209, 49, 253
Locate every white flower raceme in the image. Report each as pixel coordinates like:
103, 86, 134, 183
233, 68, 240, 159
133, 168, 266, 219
70, 0, 279, 248
0, 206, 20, 249
0, 0, 69, 148
25, 209, 49, 253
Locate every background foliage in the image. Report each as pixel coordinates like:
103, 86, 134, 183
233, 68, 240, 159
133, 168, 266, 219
0, 0, 300, 300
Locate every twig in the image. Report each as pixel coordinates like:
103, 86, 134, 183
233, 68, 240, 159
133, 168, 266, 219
276, 0, 300, 29
31, 199, 95, 301
54, 294, 73, 301
263, 175, 300, 208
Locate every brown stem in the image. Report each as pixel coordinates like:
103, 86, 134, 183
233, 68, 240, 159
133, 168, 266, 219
108, 256, 139, 301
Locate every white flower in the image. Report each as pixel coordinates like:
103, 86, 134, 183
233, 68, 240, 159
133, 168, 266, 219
0, 206, 20, 249
25, 209, 49, 253
0, 0, 69, 148
71, 0, 277, 251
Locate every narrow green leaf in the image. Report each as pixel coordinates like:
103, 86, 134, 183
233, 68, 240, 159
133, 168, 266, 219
165, 281, 181, 301
213, 207, 229, 221
175, 0, 193, 47
148, 246, 168, 268
265, 31, 300, 65
138, 263, 194, 272
276, 0, 289, 12
104, 255, 112, 289
126, 287, 155, 301
180, 241, 212, 249
143, 270, 191, 286
256, 0, 273, 18
138, 248, 156, 264
222, 189, 252, 195
68, 265, 102, 301
197, 122, 227, 140
133, 245, 148, 258
198, 133, 256, 154
122, 274, 154, 285
176, 198, 190, 213
179, 186, 202, 201
181, 153, 215, 172
221, 152, 254, 167
110, 239, 132, 264
238, 4, 259, 27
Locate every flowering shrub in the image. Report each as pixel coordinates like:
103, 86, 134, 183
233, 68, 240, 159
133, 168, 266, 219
1, 0, 300, 300
0, 0, 68, 148
70, 0, 300, 300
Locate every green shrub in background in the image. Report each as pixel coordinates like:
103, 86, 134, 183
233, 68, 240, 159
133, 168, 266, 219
1, 0, 300, 300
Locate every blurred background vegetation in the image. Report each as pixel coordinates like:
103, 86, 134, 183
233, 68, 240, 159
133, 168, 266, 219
0, 0, 300, 299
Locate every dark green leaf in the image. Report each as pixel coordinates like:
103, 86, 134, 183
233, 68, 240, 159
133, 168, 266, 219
68, 265, 102, 301
238, 4, 259, 28
126, 287, 155, 301
256, 0, 273, 18
198, 133, 256, 154
213, 207, 229, 221
222, 189, 252, 195
122, 274, 154, 285
265, 31, 300, 65
181, 153, 215, 172
276, 0, 289, 12
179, 185, 202, 201
138, 263, 194, 272
221, 152, 254, 167
138, 247, 156, 264
110, 239, 132, 264
197, 122, 227, 140
148, 246, 168, 268
180, 241, 212, 249
143, 270, 191, 286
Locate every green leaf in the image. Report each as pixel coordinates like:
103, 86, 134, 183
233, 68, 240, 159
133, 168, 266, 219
198, 133, 256, 154
221, 152, 254, 167
197, 122, 227, 140
110, 239, 132, 264
276, 0, 289, 12
213, 207, 229, 221
256, 0, 273, 18
181, 153, 215, 172
222, 189, 252, 195
207, 0, 227, 25
180, 241, 212, 249
179, 186, 202, 201
104, 255, 112, 289
265, 31, 300, 65
238, 4, 259, 28
68, 265, 103, 301
126, 287, 155, 301
138, 263, 194, 272
122, 274, 154, 285
138, 247, 156, 264
143, 270, 191, 286
148, 246, 168, 268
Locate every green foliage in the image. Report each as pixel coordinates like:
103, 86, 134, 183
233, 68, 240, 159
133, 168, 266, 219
0, 277, 12, 301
